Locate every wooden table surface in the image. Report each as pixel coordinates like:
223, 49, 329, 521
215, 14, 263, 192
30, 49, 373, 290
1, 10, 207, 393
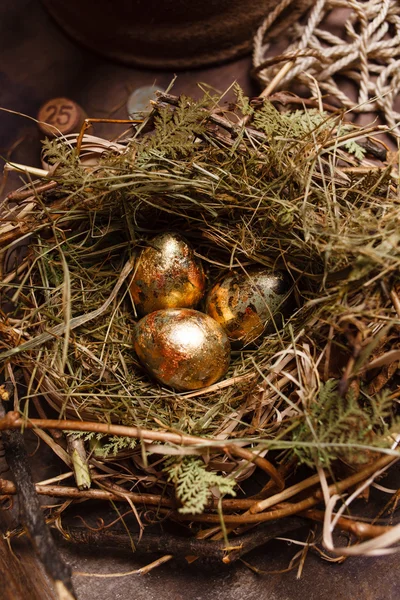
1, 2, 399, 600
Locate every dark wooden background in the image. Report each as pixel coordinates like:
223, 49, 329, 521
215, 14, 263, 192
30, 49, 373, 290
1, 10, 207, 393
1, 2, 399, 599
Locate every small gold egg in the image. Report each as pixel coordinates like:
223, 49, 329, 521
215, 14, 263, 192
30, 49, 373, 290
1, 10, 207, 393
134, 308, 231, 391
129, 232, 205, 317
206, 267, 293, 346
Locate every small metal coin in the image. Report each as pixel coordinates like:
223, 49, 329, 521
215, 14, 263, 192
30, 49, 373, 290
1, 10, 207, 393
134, 308, 231, 391
127, 85, 164, 118
206, 267, 293, 346
129, 232, 205, 317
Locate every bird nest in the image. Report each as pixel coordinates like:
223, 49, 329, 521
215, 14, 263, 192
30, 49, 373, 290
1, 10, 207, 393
1, 87, 400, 568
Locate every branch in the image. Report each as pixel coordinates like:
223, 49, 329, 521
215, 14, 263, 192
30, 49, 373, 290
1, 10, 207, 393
6, 180, 58, 201
164, 453, 399, 525
0, 478, 174, 508
55, 518, 305, 563
0, 412, 282, 489
302, 509, 393, 540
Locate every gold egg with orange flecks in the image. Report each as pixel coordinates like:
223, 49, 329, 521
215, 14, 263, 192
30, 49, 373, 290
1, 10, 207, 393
206, 267, 293, 346
129, 232, 205, 317
134, 308, 231, 391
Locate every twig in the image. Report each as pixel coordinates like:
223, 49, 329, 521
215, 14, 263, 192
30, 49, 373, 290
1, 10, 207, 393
6, 181, 58, 201
266, 91, 340, 114
55, 517, 306, 563
67, 435, 91, 490
248, 472, 321, 514
75, 554, 174, 577
0, 479, 281, 512
0, 389, 76, 600
0, 412, 225, 445
0, 478, 173, 507
168, 453, 399, 525
302, 509, 393, 540
0, 412, 283, 490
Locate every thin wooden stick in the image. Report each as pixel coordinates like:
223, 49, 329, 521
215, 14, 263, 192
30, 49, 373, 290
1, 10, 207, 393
0, 413, 283, 489
55, 517, 305, 563
248, 472, 321, 514
170, 454, 399, 525
75, 554, 174, 578
0, 478, 266, 511
6, 181, 58, 201
301, 509, 392, 540
0, 411, 231, 446
0, 479, 173, 507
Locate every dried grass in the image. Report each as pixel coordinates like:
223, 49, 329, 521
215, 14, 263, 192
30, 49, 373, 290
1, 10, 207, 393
1, 87, 399, 558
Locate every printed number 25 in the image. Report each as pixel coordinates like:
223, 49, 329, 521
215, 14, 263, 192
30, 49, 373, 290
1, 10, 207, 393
45, 104, 74, 126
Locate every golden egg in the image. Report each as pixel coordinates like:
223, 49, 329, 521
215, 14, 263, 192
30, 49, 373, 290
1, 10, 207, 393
129, 232, 205, 317
206, 267, 292, 346
134, 308, 231, 391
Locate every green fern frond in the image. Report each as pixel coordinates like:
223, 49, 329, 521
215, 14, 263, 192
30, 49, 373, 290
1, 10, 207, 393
285, 108, 328, 136
344, 139, 367, 160
42, 137, 81, 169
253, 101, 284, 137
252, 102, 327, 139
166, 457, 236, 514
142, 94, 211, 159
69, 430, 96, 441
234, 83, 254, 116
98, 435, 137, 457
317, 378, 337, 404
69, 431, 136, 458
291, 380, 397, 467
336, 124, 366, 159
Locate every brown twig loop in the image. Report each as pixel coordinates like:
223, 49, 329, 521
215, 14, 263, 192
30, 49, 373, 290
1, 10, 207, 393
223, 444, 284, 492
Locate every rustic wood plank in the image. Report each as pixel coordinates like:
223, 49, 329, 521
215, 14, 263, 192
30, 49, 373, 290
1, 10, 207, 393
0, 499, 56, 600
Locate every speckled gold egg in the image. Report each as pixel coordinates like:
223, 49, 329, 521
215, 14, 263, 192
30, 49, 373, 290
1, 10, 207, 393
134, 308, 231, 391
130, 233, 205, 317
206, 267, 293, 346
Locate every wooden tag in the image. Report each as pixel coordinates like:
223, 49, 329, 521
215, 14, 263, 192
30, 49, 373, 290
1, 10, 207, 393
37, 97, 86, 137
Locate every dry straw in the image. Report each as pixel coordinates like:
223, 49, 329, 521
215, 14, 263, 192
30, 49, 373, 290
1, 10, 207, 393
0, 85, 400, 565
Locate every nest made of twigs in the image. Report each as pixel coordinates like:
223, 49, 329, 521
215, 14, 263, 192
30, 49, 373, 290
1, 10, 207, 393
1, 87, 400, 563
